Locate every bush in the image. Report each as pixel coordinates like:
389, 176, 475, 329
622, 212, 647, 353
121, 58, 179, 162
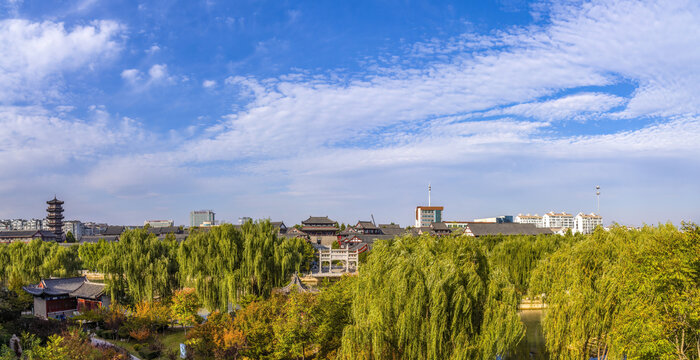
138, 347, 161, 360
96, 329, 115, 339
117, 326, 130, 339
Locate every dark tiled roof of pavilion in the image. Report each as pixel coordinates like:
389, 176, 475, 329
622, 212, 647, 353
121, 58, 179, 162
282, 227, 308, 238
23, 277, 105, 300
0, 230, 60, 241
301, 216, 337, 225
147, 226, 182, 235
355, 221, 379, 230
431, 222, 450, 231
378, 224, 405, 236
466, 222, 553, 236
270, 221, 286, 229
102, 226, 125, 236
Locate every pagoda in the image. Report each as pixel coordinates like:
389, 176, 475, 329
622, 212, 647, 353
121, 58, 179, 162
46, 197, 65, 238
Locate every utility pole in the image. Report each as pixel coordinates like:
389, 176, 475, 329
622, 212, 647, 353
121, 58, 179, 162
596, 185, 601, 213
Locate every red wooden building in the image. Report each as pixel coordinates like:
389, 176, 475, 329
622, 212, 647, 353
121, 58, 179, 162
23, 277, 110, 320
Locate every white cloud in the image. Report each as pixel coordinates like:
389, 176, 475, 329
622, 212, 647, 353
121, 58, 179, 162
120, 68, 141, 84
0, 19, 124, 103
2, 0, 700, 225
145, 44, 160, 54
0, 105, 146, 179
120, 63, 175, 89
202, 79, 216, 88
484, 93, 626, 121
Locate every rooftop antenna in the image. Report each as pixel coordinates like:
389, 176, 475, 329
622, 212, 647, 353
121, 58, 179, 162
596, 185, 601, 213
428, 183, 431, 206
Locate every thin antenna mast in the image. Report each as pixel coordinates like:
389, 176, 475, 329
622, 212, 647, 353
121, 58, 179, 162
596, 185, 601, 213
428, 183, 431, 206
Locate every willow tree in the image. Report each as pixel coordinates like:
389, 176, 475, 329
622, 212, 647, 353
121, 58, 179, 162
178, 220, 311, 311
486, 233, 579, 295
341, 235, 523, 360
530, 224, 700, 360
0, 240, 82, 287
100, 229, 179, 304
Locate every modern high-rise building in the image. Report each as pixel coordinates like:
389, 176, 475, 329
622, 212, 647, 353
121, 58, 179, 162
415, 206, 443, 228
573, 213, 603, 234
190, 210, 215, 227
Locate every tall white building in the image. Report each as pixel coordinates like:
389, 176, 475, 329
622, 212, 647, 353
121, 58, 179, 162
514, 214, 544, 228
574, 213, 603, 234
415, 206, 443, 228
542, 212, 574, 229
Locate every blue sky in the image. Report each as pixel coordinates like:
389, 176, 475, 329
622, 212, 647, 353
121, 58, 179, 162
1, 0, 699, 227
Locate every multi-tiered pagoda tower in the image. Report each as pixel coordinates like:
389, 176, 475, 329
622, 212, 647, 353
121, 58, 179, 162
46, 197, 65, 238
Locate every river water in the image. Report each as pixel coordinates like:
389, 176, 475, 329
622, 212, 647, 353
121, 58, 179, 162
509, 309, 548, 359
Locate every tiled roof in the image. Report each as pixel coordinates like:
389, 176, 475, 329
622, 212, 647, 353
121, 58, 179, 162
302, 226, 338, 231
0, 230, 59, 239
355, 221, 379, 230
430, 222, 450, 231
23, 277, 106, 300
102, 226, 125, 236
301, 216, 336, 225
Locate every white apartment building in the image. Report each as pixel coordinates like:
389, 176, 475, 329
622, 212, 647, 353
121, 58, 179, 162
514, 214, 544, 228
542, 212, 575, 229
63, 220, 84, 240
574, 213, 603, 234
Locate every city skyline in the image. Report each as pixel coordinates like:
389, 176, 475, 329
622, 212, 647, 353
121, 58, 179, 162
1, 0, 699, 226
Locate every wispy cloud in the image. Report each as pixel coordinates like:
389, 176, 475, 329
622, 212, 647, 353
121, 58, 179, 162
0, 19, 124, 103
1, 0, 699, 225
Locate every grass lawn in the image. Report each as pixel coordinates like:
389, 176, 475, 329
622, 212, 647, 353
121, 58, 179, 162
106, 327, 187, 359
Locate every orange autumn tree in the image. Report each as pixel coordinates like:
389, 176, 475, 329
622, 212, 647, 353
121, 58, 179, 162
186, 311, 245, 360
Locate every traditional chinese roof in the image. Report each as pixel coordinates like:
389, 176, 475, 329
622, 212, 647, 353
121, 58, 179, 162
0, 230, 60, 241
378, 224, 405, 236
102, 226, 125, 236
23, 277, 105, 300
430, 222, 450, 231
147, 226, 182, 235
301, 216, 337, 225
355, 221, 379, 230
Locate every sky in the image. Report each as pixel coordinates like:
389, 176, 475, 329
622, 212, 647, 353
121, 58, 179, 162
1, 0, 699, 227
